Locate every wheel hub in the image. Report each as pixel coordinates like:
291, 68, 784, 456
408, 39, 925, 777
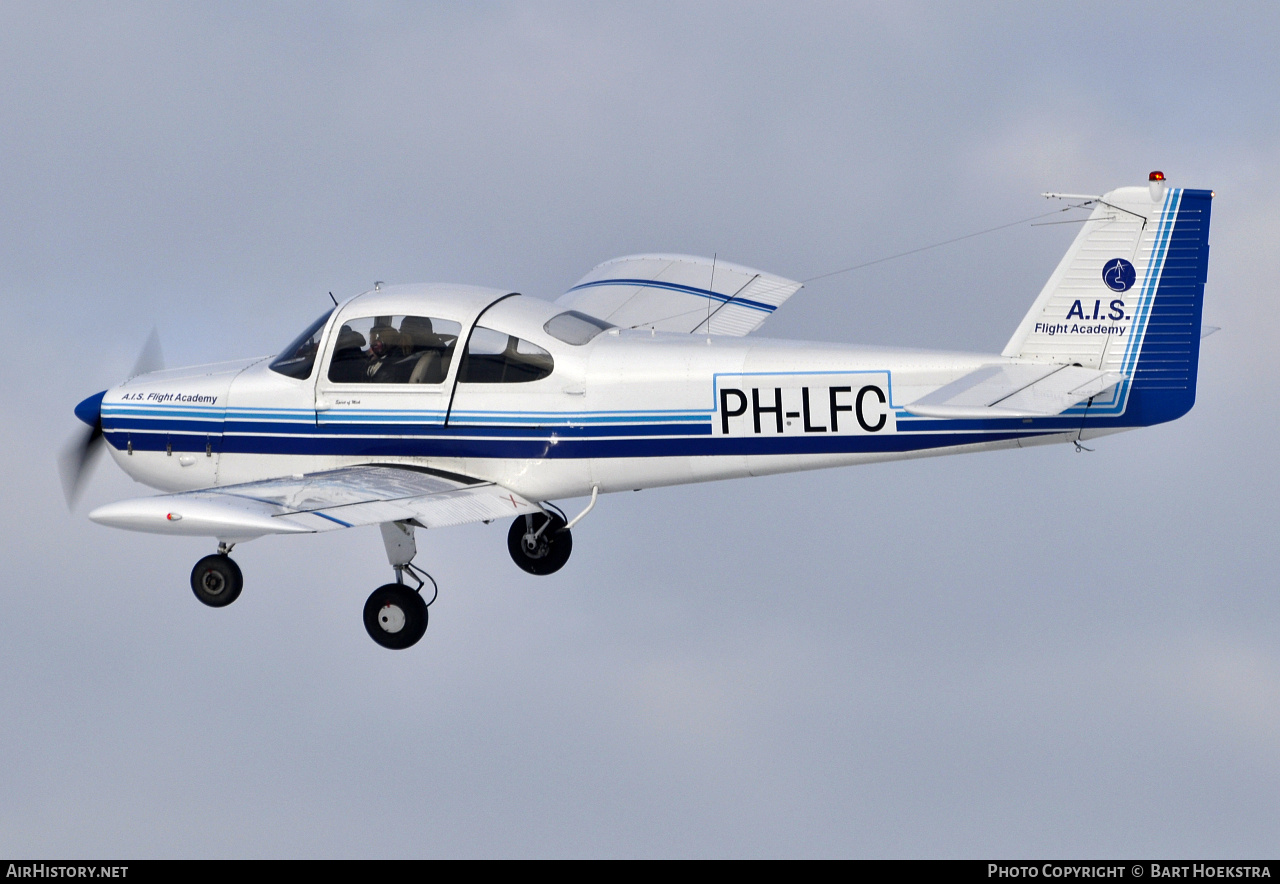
378, 603, 406, 633
201, 570, 227, 596
522, 533, 547, 557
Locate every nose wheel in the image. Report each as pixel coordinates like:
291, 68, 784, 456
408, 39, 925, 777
190, 553, 243, 607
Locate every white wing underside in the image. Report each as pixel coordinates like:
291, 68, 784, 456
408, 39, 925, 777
905, 364, 1125, 419
558, 253, 802, 336
88, 465, 543, 541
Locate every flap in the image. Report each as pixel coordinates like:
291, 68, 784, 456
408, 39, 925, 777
905, 364, 1125, 419
89, 464, 543, 540
558, 253, 801, 336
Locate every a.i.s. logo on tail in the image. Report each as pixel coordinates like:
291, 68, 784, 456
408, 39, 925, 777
1102, 257, 1136, 292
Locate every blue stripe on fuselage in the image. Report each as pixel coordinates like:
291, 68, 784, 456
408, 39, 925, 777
106, 426, 1050, 459
103, 404, 1155, 460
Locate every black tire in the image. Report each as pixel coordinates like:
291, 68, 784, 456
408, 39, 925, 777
507, 513, 573, 575
363, 583, 428, 650
190, 554, 243, 608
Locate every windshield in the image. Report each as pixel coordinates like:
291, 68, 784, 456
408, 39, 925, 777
269, 309, 334, 379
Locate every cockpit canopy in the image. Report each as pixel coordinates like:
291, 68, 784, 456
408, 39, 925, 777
268, 286, 615, 388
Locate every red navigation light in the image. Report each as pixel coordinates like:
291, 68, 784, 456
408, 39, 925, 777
1149, 170, 1165, 182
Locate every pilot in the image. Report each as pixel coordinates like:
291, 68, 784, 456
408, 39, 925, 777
364, 326, 404, 382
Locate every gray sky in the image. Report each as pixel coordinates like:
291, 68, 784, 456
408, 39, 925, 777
2, 2, 1277, 857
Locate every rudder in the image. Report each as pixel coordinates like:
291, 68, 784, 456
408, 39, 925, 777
1124, 187, 1212, 424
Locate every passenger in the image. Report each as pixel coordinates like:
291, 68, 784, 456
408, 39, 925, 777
399, 315, 439, 349
399, 315, 453, 383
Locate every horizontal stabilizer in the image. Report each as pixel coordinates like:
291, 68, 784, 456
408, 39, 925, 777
89, 465, 543, 541
905, 363, 1124, 419
558, 253, 801, 336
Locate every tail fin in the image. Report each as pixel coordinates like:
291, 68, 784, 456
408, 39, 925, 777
1003, 180, 1213, 426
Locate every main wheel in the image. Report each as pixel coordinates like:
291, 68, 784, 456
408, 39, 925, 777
507, 513, 573, 575
190, 554, 243, 607
363, 583, 428, 650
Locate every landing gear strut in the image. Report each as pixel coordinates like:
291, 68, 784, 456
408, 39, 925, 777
190, 548, 243, 607
363, 520, 437, 650
508, 512, 573, 575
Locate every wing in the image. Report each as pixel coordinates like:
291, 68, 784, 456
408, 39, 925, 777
904, 364, 1125, 419
88, 464, 543, 541
558, 253, 802, 336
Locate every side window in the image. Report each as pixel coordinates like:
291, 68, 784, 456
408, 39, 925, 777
544, 310, 613, 345
458, 326, 554, 384
326, 315, 462, 384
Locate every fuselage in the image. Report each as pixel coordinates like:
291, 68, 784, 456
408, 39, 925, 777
97, 284, 1132, 503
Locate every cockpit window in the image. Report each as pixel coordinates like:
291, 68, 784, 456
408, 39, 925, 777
269, 309, 333, 379
543, 310, 613, 345
327, 314, 463, 384
458, 326, 554, 383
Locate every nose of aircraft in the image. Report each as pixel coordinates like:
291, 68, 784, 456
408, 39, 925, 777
74, 390, 107, 428
60, 389, 109, 507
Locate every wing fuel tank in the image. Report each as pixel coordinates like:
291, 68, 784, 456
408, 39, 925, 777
88, 495, 314, 540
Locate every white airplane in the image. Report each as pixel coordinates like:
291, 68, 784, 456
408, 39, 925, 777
63, 174, 1213, 649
